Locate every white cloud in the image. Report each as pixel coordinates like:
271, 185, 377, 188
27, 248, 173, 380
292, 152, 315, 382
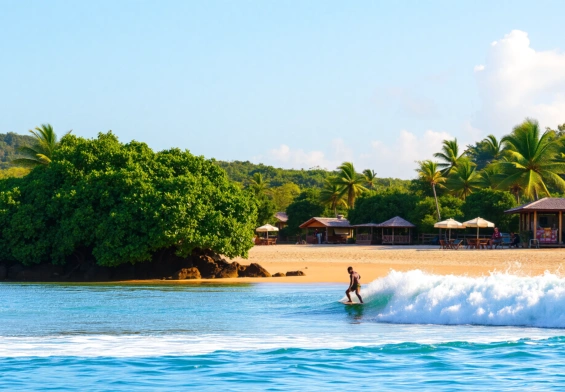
474, 64, 485, 72
265, 144, 335, 170
369, 129, 453, 178
474, 30, 565, 134
258, 130, 455, 179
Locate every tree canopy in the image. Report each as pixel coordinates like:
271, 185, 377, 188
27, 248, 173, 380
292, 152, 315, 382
0, 132, 257, 266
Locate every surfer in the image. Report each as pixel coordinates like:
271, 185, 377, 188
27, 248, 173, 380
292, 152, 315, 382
345, 266, 363, 303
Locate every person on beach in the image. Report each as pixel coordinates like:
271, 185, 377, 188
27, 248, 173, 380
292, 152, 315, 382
510, 232, 521, 248
492, 227, 502, 248
346, 266, 363, 303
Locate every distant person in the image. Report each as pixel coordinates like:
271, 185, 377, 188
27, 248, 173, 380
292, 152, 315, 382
315, 229, 322, 244
345, 266, 363, 303
492, 227, 502, 248
511, 232, 521, 248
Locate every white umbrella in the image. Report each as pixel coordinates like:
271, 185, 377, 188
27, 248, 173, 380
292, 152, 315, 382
462, 217, 495, 239
256, 224, 279, 239
434, 218, 464, 240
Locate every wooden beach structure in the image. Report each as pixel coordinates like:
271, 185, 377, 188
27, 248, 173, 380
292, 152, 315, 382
505, 197, 565, 246
299, 215, 353, 244
274, 212, 288, 231
353, 223, 381, 245
377, 216, 415, 245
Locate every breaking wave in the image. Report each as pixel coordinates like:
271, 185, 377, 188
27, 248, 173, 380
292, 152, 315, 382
357, 270, 565, 328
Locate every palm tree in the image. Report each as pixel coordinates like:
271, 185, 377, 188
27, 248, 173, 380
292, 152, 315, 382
320, 178, 347, 217
494, 119, 565, 200
434, 139, 465, 174
363, 169, 377, 190
11, 124, 67, 167
446, 159, 481, 200
416, 160, 446, 220
481, 135, 503, 162
477, 164, 503, 190
248, 172, 269, 196
333, 162, 366, 209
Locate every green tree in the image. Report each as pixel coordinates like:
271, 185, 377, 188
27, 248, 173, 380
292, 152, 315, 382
363, 169, 378, 190
495, 119, 565, 200
333, 162, 366, 208
434, 139, 465, 174
282, 189, 326, 237
446, 159, 481, 200
320, 177, 347, 217
248, 172, 269, 196
270, 182, 301, 212
466, 135, 504, 169
463, 189, 518, 232
11, 124, 67, 167
415, 160, 446, 221
0, 132, 257, 266
348, 189, 418, 225
409, 195, 464, 232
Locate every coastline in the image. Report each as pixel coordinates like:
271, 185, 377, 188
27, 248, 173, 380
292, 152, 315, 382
120, 244, 565, 284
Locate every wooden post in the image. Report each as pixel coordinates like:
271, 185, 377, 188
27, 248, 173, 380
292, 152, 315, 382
534, 211, 537, 242
557, 211, 563, 245
326, 227, 329, 244
392, 228, 395, 245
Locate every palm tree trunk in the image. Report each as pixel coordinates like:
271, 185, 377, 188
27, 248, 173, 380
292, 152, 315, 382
432, 183, 441, 221
534, 188, 539, 201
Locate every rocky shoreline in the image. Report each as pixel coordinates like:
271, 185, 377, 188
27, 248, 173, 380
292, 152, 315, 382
0, 248, 294, 282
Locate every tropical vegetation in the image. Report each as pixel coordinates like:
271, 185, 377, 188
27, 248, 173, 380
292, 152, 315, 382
0, 132, 257, 266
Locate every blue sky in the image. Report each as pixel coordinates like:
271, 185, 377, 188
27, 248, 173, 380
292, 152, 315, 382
2, 0, 565, 178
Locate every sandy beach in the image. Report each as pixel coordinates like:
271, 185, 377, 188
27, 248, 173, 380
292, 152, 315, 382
227, 244, 565, 283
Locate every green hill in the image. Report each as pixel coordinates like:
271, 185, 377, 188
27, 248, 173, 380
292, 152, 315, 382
0, 132, 35, 169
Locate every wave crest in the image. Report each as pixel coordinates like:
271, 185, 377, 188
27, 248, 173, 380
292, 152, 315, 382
359, 270, 565, 328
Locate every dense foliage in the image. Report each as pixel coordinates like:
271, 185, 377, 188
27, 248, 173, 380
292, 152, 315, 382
0, 133, 257, 266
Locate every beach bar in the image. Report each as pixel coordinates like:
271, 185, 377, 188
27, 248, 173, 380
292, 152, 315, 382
299, 215, 353, 244
377, 216, 415, 245
505, 197, 565, 246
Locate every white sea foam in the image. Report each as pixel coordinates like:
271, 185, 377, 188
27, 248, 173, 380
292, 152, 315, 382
357, 270, 565, 328
0, 329, 560, 358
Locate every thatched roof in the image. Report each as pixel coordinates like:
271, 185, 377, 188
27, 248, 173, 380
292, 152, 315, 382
505, 198, 565, 213
353, 223, 381, 227
299, 217, 352, 228
376, 216, 415, 228
274, 212, 288, 222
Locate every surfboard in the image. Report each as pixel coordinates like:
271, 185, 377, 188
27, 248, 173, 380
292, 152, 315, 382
340, 301, 364, 305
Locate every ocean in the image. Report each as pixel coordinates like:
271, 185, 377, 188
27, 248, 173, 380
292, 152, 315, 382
2, 270, 565, 390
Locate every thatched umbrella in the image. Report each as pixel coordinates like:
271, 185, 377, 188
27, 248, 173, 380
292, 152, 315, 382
463, 217, 495, 239
256, 224, 279, 239
434, 218, 464, 240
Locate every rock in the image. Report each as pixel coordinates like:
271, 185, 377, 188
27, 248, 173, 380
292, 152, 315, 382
286, 270, 305, 276
273, 272, 286, 277
172, 267, 201, 280
239, 263, 271, 278
215, 262, 240, 278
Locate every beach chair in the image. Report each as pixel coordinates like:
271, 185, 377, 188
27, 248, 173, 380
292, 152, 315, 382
452, 239, 463, 249
439, 240, 450, 250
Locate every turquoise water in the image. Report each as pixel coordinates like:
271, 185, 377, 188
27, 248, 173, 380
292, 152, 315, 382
2, 270, 565, 390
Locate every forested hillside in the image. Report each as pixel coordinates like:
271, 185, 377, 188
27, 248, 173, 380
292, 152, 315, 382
216, 160, 411, 189
0, 133, 35, 169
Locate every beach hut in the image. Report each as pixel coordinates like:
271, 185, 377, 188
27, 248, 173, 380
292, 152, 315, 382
353, 223, 381, 245
299, 215, 353, 244
377, 216, 415, 245
273, 212, 288, 231
505, 198, 565, 246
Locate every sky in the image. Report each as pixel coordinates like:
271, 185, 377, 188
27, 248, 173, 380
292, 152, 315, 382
1, 0, 565, 179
